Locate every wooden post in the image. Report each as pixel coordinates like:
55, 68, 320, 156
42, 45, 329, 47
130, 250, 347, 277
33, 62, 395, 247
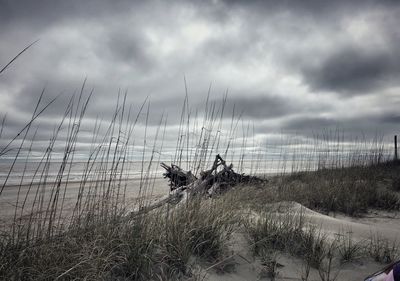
395, 135, 398, 161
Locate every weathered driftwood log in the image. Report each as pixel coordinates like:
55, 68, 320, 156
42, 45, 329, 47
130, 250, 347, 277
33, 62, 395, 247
160, 162, 197, 191
161, 154, 266, 197
131, 154, 266, 218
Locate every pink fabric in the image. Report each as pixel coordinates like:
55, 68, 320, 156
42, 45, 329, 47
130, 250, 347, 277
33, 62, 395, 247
385, 270, 395, 281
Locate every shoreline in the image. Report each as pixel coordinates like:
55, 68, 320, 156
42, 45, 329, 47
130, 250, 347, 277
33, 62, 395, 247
1, 175, 166, 189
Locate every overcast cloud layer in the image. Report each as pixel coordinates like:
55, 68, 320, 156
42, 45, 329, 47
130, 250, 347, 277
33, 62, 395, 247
1, 0, 400, 150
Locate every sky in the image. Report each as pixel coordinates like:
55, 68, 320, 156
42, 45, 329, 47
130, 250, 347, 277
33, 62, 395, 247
0, 0, 400, 159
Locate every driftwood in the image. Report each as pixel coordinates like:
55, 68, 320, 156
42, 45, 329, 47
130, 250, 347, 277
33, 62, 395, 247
131, 154, 266, 218
160, 162, 196, 190
161, 154, 266, 197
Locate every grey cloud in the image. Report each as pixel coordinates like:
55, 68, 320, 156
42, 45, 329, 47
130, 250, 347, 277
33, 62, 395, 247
215, 0, 400, 97
301, 47, 400, 95
282, 113, 400, 140
0, 0, 137, 31
104, 27, 155, 71
220, 0, 398, 18
209, 93, 330, 120
283, 116, 337, 132
147, 90, 331, 127
379, 114, 400, 124
224, 96, 291, 119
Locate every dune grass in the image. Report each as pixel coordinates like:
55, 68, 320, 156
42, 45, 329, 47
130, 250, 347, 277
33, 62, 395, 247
230, 161, 400, 216
244, 208, 328, 268
244, 204, 399, 281
1, 197, 238, 280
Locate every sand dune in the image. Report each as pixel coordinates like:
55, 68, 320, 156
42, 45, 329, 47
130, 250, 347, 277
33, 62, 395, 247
271, 201, 400, 242
205, 202, 400, 281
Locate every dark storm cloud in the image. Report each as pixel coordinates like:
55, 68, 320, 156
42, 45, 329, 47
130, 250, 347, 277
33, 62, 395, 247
209, 93, 331, 120
0, 0, 137, 30
281, 112, 400, 140
379, 114, 400, 124
222, 96, 293, 119
301, 46, 400, 95
283, 116, 337, 132
9, 78, 92, 118
220, 0, 398, 17
105, 31, 154, 70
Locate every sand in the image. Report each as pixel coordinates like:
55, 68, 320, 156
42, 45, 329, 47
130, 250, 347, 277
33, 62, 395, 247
204, 202, 400, 281
0, 177, 170, 225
